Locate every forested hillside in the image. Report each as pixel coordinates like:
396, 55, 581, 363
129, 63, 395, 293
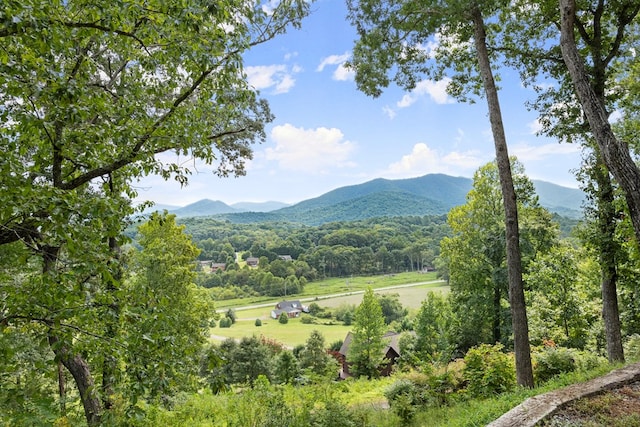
158, 174, 586, 224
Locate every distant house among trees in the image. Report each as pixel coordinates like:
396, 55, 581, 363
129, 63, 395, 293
211, 263, 226, 272
337, 331, 402, 379
278, 255, 293, 261
246, 257, 260, 267
270, 300, 308, 319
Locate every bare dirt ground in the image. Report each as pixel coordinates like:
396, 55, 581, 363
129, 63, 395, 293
540, 381, 640, 426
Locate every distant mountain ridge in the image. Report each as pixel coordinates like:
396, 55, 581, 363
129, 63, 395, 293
146, 174, 585, 225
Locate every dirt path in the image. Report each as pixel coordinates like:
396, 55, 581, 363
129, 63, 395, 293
488, 362, 640, 427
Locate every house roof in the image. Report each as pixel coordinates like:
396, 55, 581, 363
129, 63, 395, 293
339, 331, 402, 357
275, 300, 304, 312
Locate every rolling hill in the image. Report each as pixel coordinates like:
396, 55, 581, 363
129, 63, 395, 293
152, 174, 585, 224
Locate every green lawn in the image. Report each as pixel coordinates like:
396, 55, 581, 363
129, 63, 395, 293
210, 278, 449, 348
211, 316, 352, 348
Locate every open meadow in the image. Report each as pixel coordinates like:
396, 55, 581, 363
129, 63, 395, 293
210, 275, 449, 347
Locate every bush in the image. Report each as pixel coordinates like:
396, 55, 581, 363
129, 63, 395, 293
625, 334, 640, 362
255, 318, 262, 327
225, 308, 237, 324
300, 315, 315, 324
463, 343, 515, 398
384, 379, 419, 423
278, 313, 289, 324
219, 317, 232, 328
534, 346, 576, 383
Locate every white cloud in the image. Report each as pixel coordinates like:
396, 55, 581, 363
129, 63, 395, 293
245, 64, 300, 94
317, 52, 350, 72
397, 78, 454, 108
382, 105, 397, 119
384, 143, 485, 178
265, 124, 357, 173
528, 118, 543, 135
316, 52, 354, 81
510, 141, 581, 161
333, 63, 355, 81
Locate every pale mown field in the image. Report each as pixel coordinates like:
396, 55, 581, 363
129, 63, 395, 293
210, 281, 449, 348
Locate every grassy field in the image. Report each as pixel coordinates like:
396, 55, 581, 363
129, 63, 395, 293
214, 271, 444, 311
210, 276, 449, 348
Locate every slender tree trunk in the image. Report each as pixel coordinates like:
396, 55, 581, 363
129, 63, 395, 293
58, 360, 66, 416
49, 333, 102, 426
471, 5, 534, 387
41, 246, 102, 425
493, 285, 502, 344
594, 156, 625, 362
559, 0, 640, 245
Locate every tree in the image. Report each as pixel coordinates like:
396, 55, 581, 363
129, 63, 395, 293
230, 336, 273, 387
524, 244, 601, 349
500, 0, 639, 363
278, 312, 289, 324
346, 0, 535, 387
274, 350, 299, 385
439, 160, 556, 351
414, 292, 455, 365
124, 212, 215, 402
347, 288, 386, 378
377, 293, 408, 326
0, 1, 310, 424
558, 0, 640, 246
298, 330, 333, 377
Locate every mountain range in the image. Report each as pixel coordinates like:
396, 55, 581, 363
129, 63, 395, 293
144, 174, 585, 225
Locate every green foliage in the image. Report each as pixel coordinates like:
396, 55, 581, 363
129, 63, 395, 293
525, 244, 600, 349
274, 351, 300, 385
413, 292, 455, 365
463, 344, 516, 398
225, 309, 237, 324
255, 318, 262, 327
298, 330, 334, 379
377, 293, 408, 325
124, 212, 216, 401
219, 317, 232, 328
0, 0, 311, 422
440, 160, 557, 349
348, 288, 386, 379
624, 335, 640, 362
384, 379, 420, 423
533, 346, 577, 383
279, 313, 289, 324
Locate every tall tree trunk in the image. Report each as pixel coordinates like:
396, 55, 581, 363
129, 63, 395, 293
558, 0, 625, 362
49, 333, 102, 426
471, 5, 534, 387
594, 156, 625, 362
559, 0, 640, 245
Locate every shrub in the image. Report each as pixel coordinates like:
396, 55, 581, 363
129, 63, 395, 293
225, 308, 237, 324
300, 315, 315, 324
384, 379, 419, 423
463, 343, 515, 398
624, 334, 640, 362
278, 313, 289, 324
308, 302, 323, 316
255, 318, 262, 327
534, 346, 577, 383
219, 317, 232, 328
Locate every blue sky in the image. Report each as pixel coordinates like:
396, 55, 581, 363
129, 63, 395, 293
134, 0, 582, 207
